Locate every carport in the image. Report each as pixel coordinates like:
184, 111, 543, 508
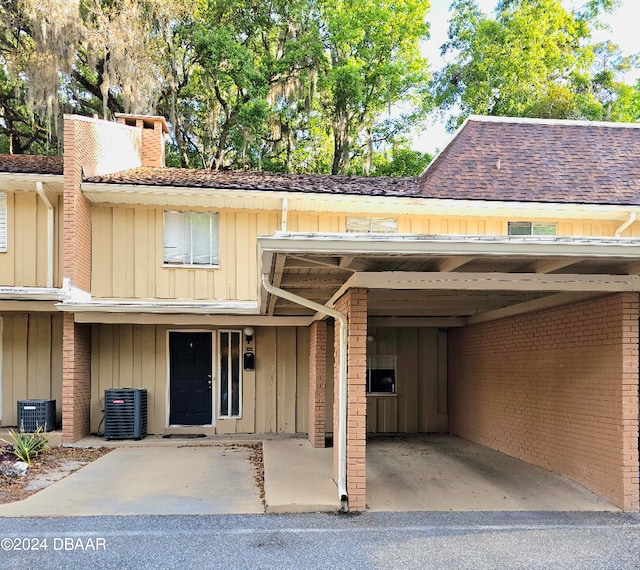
260, 233, 640, 512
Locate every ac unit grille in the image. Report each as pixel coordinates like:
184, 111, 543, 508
17, 400, 56, 432
104, 389, 147, 440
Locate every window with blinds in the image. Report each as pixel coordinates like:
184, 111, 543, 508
163, 211, 219, 266
0, 193, 7, 252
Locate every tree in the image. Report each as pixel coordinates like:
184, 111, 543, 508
0, 0, 434, 174
0, 0, 191, 152
430, 0, 636, 130
318, 0, 431, 174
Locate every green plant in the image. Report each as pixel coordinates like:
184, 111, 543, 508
1, 427, 48, 465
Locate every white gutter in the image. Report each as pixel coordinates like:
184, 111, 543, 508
614, 212, 636, 237
261, 274, 350, 511
56, 300, 260, 314
35, 181, 54, 288
260, 232, 640, 259
81, 181, 640, 222
0, 286, 67, 301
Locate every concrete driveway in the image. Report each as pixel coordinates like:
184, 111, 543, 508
0, 434, 619, 516
367, 435, 618, 511
0, 444, 264, 517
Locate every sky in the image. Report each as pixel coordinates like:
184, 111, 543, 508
414, 0, 640, 154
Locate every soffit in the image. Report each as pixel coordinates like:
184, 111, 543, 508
259, 233, 640, 322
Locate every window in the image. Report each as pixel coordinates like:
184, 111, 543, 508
163, 211, 219, 266
346, 217, 398, 233
508, 221, 557, 236
219, 330, 241, 418
366, 355, 396, 394
0, 193, 6, 252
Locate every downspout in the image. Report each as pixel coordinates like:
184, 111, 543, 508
281, 198, 289, 232
261, 274, 349, 511
35, 181, 54, 288
614, 212, 636, 237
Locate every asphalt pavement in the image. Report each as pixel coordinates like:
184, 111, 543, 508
0, 511, 638, 569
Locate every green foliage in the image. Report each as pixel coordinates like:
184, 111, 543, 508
1, 0, 637, 174
371, 147, 433, 177
1, 428, 48, 465
319, 0, 431, 173
431, 0, 639, 130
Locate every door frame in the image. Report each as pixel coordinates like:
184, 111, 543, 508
166, 329, 215, 428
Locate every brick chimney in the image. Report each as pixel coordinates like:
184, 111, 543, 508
115, 114, 168, 167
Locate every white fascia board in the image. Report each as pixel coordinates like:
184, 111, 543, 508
74, 312, 311, 326
0, 286, 68, 301
82, 181, 640, 221
468, 114, 640, 130
0, 173, 63, 192
258, 233, 640, 261
57, 300, 260, 315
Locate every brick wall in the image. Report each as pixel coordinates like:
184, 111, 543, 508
62, 114, 146, 442
448, 293, 639, 510
334, 288, 368, 511
309, 320, 327, 448
62, 314, 91, 441
140, 119, 166, 167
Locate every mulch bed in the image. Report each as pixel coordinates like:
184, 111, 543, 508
0, 447, 112, 504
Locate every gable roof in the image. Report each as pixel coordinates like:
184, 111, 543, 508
86, 167, 419, 197
418, 116, 640, 206
0, 154, 63, 175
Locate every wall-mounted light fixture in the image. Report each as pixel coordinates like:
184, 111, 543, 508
243, 327, 255, 371
367, 335, 375, 342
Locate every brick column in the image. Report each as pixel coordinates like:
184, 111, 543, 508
308, 320, 327, 448
620, 293, 639, 511
62, 314, 91, 442
62, 117, 95, 443
334, 288, 368, 511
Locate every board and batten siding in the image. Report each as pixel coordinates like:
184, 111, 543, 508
0, 192, 63, 287
91, 206, 280, 300
287, 213, 625, 238
90, 324, 309, 435
0, 313, 63, 426
365, 327, 448, 434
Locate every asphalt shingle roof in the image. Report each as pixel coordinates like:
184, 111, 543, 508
418, 117, 640, 206
86, 167, 419, 197
3, 116, 639, 206
0, 154, 63, 175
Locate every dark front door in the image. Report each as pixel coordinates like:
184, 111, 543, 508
169, 332, 212, 425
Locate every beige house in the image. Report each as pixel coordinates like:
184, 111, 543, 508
0, 113, 639, 512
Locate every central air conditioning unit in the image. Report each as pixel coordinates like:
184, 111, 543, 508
104, 388, 147, 440
17, 399, 57, 432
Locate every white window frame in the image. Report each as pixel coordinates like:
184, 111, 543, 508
0, 193, 7, 252
163, 210, 220, 267
507, 221, 557, 236
218, 330, 242, 419
346, 216, 398, 234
